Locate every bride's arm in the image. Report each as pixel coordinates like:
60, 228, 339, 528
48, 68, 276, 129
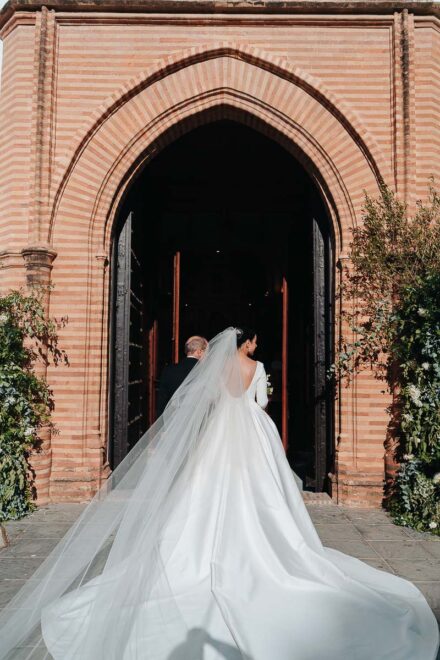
256, 364, 269, 409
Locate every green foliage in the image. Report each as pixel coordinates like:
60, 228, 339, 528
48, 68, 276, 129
0, 286, 68, 521
328, 183, 440, 384
387, 458, 440, 536
387, 272, 440, 534
328, 182, 440, 535
394, 272, 440, 460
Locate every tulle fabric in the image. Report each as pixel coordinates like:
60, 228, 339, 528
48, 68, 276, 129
0, 327, 439, 659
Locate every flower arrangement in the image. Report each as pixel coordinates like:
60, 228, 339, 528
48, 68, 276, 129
386, 271, 440, 535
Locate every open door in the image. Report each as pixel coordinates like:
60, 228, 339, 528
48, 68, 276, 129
172, 251, 181, 364
145, 249, 181, 427
109, 120, 334, 489
312, 214, 332, 491
281, 276, 289, 451
109, 212, 148, 468
147, 320, 158, 425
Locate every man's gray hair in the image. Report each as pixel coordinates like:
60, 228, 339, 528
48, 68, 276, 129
184, 335, 208, 356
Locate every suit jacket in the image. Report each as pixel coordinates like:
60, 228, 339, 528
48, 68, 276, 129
156, 356, 198, 417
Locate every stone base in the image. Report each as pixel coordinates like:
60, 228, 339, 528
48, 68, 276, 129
329, 470, 386, 508
45, 466, 386, 508
302, 491, 335, 506
48, 466, 109, 502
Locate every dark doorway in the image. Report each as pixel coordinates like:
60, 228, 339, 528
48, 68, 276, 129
108, 120, 334, 491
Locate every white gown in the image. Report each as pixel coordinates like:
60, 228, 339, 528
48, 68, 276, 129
40, 360, 439, 660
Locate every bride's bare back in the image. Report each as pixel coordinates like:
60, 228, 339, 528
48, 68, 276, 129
238, 354, 258, 391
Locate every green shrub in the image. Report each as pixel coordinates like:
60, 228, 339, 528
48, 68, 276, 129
329, 183, 440, 534
0, 287, 67, 521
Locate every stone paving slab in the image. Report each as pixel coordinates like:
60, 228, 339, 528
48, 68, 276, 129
0, 501, 439, 658
367, 539, 436, 561
313, 504, 440, 636
424, 541, 440, 560
320, 537, 381, 558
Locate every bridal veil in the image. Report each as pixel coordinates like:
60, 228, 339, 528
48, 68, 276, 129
0, 327, 438, 659
0, 327, 263, 657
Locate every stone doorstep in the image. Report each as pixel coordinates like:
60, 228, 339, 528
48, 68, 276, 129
301, 491, 335, 505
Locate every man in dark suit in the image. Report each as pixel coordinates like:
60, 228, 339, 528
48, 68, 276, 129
156, 335, 208, 416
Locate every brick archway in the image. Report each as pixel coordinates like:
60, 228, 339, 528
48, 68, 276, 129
46, 44, 391, 499
49, 43, 391, 250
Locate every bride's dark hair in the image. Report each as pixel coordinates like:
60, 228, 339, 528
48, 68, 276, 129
236, 327, 256, 348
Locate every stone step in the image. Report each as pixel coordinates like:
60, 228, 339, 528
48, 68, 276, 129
302, 491, 335, 505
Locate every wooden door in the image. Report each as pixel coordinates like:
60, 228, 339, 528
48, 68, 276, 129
147, 321, 158, 425
281, 276, 289, 451
172, 251, 181, 364
109, 212, 148, 468
312, 215, 330, 491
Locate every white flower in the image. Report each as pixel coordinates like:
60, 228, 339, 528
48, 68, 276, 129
408, 384, 421, 398
266, 375, 273, 396
403, 453, 414, 461
429, 522, 438, 529
5, 396, 15, 405
407, 384, 423, 407
417, 307, 428, 317
421, 362, 430, 371
0, 313, 8, 324
24, 428, 34, 437
433, 473, 440, 485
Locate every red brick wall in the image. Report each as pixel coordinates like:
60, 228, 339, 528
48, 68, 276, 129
414, 21, 440, 198
0, 3, 438, 507
0, 21, 34, 264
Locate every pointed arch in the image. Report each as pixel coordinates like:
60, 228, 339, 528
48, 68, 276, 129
49, 41, 392, 254
46, 44, 392, 469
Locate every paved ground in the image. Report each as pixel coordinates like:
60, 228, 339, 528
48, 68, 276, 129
1, 500, 439, 658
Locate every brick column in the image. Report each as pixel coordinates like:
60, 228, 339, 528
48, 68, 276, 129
21, 244, 57, 505
333, 255, 387, 507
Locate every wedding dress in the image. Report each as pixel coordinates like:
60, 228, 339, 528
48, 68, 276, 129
0, 328, 438, 660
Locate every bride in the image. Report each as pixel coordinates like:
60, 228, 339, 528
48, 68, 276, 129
0, 327, 438, 659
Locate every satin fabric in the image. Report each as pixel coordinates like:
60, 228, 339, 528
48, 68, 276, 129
41, 390, 439, 660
